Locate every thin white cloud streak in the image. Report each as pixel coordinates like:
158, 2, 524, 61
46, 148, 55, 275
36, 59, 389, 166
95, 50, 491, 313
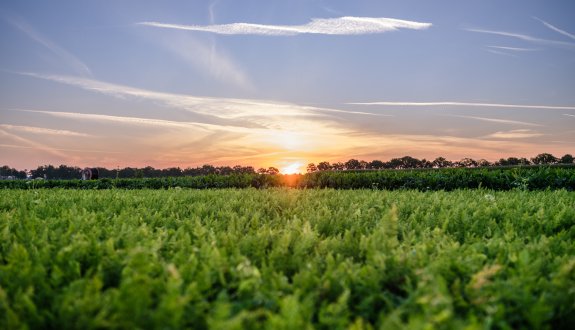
466, 28, 575, 48
0, 124, 90, 137
486, 129, 543, 139
5, 16, 91, 76
11, 108, 247, 133
0, 143, 121, 154
486, 49, 518, 58
487, 45, 538, 51
154, 31, 254, 90
21, 73, 386, 130
447, 115, 542, 127
0, 128, 68, 158
138, 16, 432, 36
348, 101, 575, 110
534, 17, 575, 41
564, 114, 575, 118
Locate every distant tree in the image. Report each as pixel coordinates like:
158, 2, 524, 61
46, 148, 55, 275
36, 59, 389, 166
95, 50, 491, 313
368, 160, 385, 169
531, 153, 558, 165
458, 158, 478, 168
266, 167, 279, 175
218, 166, 233, 175
518, 158, 531, 165
559, 154, 574, 164
388, 158, 403, 169
420, 159, 433, 168
359, 160, 369, 170
306, 163, 317, 173
201, 164, 217, 175
332, 162, 345, 171
477, 159, 491, 167
317, 162, 332, 171
257, 168, 267, 174
432, 157, 452, 168
399, 156, 422, 169
118, 167, 136, 178
345, 159, 361, 170
0, 166, 26, 179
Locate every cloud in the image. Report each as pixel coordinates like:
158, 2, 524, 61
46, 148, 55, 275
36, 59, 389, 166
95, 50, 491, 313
0, 128, 69, 158
150, 29, 254, 90
5, 15, 91, 76
10, 108, 246, 133
348, 101, 575, 110
486, 129, 543, 139
138, 16, 432, 36
534, 17, 575, 41
21, 72, 385, 130
564, 114, 575, 118
487, 45, 538, 51
466, 28, 575, 48
0, 124, 90, 137
486, 49, 518, 58
446, 115, 542, 127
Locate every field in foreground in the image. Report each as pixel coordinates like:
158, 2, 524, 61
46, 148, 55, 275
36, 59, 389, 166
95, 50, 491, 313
1, 189, 574, 329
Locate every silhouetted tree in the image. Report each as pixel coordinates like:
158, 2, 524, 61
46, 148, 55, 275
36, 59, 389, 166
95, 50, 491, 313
266, 167, 279, 175
306, 163, 317, 173
368, 160, 386, 169
345, 159, 361, 170
477, 159, 491, 167
458, 158, 478, 168
317, 161, 332, 171
531, 153, 558, 165
432, 157, 452, 168
560, 154, 574, 164
332, 162, 345, 171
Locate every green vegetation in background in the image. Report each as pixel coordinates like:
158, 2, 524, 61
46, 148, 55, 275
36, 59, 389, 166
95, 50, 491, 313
1, 189, 574, 329
1, 166, 574, 191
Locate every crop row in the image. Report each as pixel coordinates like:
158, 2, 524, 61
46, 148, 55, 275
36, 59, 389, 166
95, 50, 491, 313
1, 166, 574, 190
1, 189, 574, 328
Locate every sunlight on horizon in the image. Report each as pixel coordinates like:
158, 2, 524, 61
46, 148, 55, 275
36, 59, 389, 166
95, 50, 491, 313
280, 162, 303, 174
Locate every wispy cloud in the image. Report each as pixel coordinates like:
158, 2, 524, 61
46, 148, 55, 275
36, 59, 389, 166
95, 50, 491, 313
486, 49, 518, 58
151, 29, 254, 90
487, 45, 539, 51
21, 73, 385, 129
0, 128, 69, 158
486, 129, 543, 139
564, 114, 575, 118
466, 28, 575, 48
10, 108, 245, 132
0, 124, 90, 137
534, 17, 575, 41
446, 115, 542, 127
138, 16, 432, 36
4, 15, 91, 76
348, 101, 575, 110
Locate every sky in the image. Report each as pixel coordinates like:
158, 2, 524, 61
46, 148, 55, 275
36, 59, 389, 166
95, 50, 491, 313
1, 0, 574, 173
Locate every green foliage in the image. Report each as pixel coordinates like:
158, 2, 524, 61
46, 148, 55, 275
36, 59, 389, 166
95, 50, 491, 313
1, 166, 574, 191
1, 189, 574, 329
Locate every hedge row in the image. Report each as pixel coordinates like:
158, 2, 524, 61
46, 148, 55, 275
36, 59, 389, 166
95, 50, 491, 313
1, 167, 574, 191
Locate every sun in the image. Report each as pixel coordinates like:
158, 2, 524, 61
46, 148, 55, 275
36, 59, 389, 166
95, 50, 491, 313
280, 162, 302, 174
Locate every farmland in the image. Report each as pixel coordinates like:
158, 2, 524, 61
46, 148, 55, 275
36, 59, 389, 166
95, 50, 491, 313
1, 188, 574, 329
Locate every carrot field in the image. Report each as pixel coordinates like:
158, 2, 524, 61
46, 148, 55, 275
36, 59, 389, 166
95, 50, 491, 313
1, 189, 574, 329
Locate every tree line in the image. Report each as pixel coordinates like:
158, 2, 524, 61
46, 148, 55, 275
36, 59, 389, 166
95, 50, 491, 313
306, 153, 574, 172
0, 153, 573, 180
0, 164, 280, 180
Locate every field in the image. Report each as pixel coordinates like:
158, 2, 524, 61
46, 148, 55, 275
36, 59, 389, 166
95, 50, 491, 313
1, 188, 574, 329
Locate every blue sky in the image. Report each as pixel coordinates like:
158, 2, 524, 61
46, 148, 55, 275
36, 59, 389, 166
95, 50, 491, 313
1, 0, 574, 171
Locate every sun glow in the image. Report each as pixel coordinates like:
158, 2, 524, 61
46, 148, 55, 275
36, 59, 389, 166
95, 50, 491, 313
280, 162, 303, 174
